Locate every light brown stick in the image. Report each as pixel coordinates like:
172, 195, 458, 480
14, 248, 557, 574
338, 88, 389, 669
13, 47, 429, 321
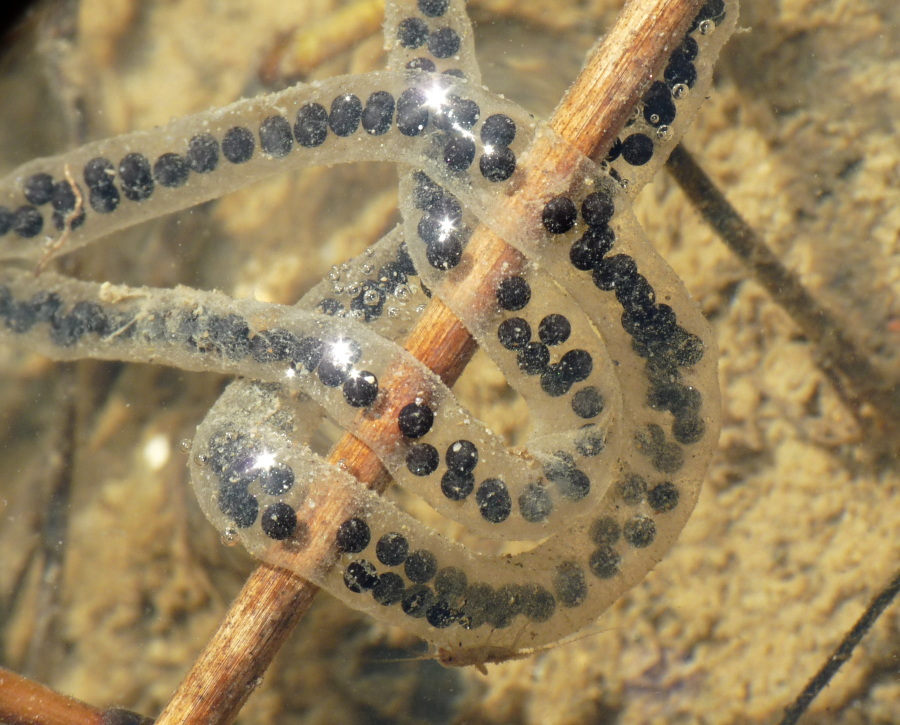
154, 1, 706, 723
0, 667, 101, 725
0, 667, 150, 725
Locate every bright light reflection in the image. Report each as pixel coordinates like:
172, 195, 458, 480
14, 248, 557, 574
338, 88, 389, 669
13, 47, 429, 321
329, 338, 355, 366
451, 123, 475, 140
254, 450, 277, 471
438, 216, 457, 241
423, 82, 450, 111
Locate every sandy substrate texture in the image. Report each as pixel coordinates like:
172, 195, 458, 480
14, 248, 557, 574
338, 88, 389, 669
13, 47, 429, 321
0, 0, 897, 723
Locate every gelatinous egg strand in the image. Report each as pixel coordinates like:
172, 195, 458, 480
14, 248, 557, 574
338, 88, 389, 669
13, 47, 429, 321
0, 0, 736, 658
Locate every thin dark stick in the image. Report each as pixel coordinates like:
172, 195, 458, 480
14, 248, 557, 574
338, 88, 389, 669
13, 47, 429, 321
779, 568, 900, 725
666, 143, 900, 446
24, 371, 76, 680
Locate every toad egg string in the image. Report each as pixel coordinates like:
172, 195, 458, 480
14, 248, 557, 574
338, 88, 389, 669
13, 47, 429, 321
0, 0, 734, 655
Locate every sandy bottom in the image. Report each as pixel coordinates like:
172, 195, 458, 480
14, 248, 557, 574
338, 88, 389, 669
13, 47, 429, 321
0, 1, 897, 723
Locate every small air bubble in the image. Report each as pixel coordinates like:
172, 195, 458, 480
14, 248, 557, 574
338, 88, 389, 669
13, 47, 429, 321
328, 266, 341, 282
395, 285, 411, 301
363, 289, 380, 305
195, 454, 209, 467
332, 284, 344, 295
364, 247, 375, 257
178, 438, 192, 453
387, 307, 398, 317
415, 304, 427, 314
347, 283, 360, 296
362, 263, 374, 274
656, 125, 672, 141
221, 528, 240, 547
672, 83, 689, 100
699, 19, 715, 35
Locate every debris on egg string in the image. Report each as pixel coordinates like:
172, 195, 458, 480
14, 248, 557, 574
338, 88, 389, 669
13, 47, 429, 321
301, 227, 431, 336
